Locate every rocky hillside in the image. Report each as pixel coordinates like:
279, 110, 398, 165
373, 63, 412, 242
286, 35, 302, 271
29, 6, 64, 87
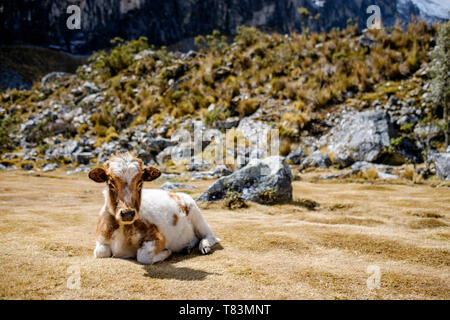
0, 21, 449, 181
2, 0, 448, 54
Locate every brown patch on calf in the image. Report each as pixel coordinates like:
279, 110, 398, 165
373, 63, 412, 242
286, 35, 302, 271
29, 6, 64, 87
173, 214, 178, 226
168, 192, 190, 216
132, 220, 166, 255
96, 212, 119, 240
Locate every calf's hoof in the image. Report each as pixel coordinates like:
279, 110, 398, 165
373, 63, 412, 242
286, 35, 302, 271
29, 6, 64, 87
94, 244, 112, 258
199, 238, 212, 255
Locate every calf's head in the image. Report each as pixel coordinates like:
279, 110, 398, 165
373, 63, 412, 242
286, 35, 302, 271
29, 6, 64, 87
88, 153, 161, 224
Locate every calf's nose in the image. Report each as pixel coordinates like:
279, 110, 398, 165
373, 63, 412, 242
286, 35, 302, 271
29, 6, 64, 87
120, 210, 135, 221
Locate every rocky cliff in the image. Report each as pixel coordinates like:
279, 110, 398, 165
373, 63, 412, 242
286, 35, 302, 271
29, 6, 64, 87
0, 0, 418, 54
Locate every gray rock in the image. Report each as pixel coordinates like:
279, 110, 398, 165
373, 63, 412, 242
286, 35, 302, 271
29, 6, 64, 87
156, 143, 193, 165
215, 117, 240, 130
166, 63, 188, 80
186, 158, 210, 171
183, 50, 197, 60
212, 66, 231, 81
76, 152, 95, 165
0, 164, 5, 170
191, 172, 216, 180
414, 124, 441, 140
350, 161, 393, 174
41, 72, 71, 88
197, 156, 292, 204
160, 182, 198, 190
79, 93, 103, 108
210, 164, 232, 177
319, 173, 348, 180
66, 167, 90, 175
328, 110, 395, 167
377, 172, 399, 179
300, 151, 331, 169
286, 148, 305, 164
83, 81, 100, 93
237, 116, 272, 142
160, 173, 182, 180
22, 163, 34, 170
147, 137, 177, 154
431, 152, 450, 180
359, 32, 376, 48
42, 163, 59, 172
350, 161, 397, 179
396, 114, 418, 126
45, 140, 80, 161
20, 119, 38, 132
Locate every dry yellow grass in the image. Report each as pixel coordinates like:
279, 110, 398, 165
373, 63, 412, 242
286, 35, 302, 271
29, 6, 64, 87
0, 169, 449, 299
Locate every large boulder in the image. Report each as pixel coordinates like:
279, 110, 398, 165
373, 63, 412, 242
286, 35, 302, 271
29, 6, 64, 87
327, 110, 395, 167
197, 156, 292, 204
431, 152, 450, 180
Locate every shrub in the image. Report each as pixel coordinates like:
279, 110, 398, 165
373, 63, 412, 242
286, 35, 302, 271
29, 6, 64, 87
400, 122, 415, 133
237, 99, 259, 117
235, 26, 260, 47
223, 191, 248, 210
0, 116, 16, 152
105, 127, 119, 142
91, 37, 149, 79
429, 21, 450, 149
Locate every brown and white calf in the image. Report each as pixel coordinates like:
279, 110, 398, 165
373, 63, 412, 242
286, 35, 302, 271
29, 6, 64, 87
88, 152, 218, 264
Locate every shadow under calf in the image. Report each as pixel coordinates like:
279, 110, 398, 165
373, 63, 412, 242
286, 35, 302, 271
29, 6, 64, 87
138, 243, 224, 280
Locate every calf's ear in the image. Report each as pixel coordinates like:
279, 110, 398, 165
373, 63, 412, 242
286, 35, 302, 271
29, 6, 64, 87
89, 167, 107, 183
142, 166, 161, 181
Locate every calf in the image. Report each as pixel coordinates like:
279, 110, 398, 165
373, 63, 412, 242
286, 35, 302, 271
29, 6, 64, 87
88, 152, 218, 264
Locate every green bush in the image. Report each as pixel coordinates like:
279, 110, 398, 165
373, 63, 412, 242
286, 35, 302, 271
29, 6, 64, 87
429, 21, 450, 148
0, 116, 16, 152
91, 37, 149, 79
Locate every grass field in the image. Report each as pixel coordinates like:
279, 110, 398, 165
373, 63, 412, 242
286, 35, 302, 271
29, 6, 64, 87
0, 169, 449, 299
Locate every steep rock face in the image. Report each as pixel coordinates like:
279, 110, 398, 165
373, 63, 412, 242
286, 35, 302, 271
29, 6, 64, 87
0, 0, 405, 54
398, 0, 450, 23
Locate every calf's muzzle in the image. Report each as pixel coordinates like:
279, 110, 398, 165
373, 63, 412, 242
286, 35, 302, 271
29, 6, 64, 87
120, 209, 136, 222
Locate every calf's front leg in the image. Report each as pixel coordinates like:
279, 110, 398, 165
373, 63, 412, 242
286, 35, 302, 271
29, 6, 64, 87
94, 241, 112, 258
94, 211, 117, 259
137, 240, 171, 264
